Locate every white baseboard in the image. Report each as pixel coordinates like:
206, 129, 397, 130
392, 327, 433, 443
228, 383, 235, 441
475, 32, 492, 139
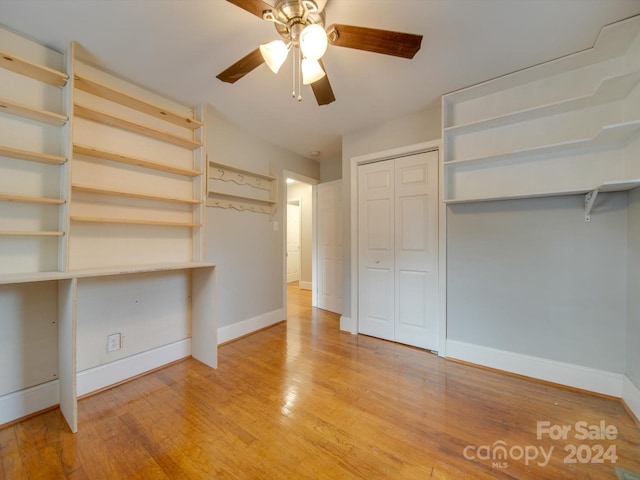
217, 308, 285, 345
446, 340, 624, 397
340, 315, 356, 334
77, 339, 191, 397
0, 380, 59, 426
623, 375, 640, 422
299, 281, 312, 291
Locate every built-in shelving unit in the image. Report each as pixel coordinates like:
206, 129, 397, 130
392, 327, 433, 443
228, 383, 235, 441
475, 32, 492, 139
69, 57, 206, 270
0, 31, 68, 276
0, 30, 216, 435
207, 161, 278, 216
442, 15, 640, 213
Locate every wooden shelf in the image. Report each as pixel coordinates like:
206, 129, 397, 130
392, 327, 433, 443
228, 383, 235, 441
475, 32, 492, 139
73, 144, 201, 177
0, 270, 69, 286
70, 216, 201, 227
74, 104, 201, 149
209, 161, 277, 181
208, 191, 276, 205
67, 261, 215, 278
0, 193, 65, 205
445, 120, 640, 166
0, 145, 66, 165
0, 49, 68, 87
0, 230, 64, 236
74, 74, 201, 130
444, 71, 640, 136
207, 191, 276, 215
0, 262, 215, 285
72, 184, 200, 205
0, 97, 67, 126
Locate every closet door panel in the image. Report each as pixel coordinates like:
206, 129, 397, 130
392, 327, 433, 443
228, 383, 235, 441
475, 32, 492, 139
394, 151, 439, 350
358, 161, 394, 341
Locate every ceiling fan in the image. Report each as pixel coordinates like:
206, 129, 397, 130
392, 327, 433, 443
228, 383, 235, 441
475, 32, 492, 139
216, 0, 423, 105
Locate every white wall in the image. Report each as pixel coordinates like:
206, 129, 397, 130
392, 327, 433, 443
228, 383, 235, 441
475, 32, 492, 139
287, 181, 313, 288
447, 194, 628, 373
341, 102, 442, 321
628, 188, 640, 388
320, 154, 342, 182
205, 107, 319, 338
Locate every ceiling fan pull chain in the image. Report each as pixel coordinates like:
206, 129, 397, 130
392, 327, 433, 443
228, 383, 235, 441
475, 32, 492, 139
292, 44, 296, 99
297, 47, 302, 101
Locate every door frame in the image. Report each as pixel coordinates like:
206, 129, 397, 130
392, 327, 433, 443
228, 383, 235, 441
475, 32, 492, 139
282, 171, 318, 313
348, 140, 447, 356
286, 199, 302, 284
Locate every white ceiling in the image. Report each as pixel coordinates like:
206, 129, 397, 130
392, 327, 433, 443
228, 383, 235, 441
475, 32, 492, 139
1, 0, 640, 161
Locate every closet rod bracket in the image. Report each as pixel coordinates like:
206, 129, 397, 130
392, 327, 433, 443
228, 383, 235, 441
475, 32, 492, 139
584, 188, 599, 222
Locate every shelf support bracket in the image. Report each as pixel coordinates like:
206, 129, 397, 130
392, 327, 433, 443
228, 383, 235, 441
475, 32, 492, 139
584, 188, 599, 222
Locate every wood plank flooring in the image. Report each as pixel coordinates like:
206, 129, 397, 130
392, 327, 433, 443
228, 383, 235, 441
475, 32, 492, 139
1, 283, 639, 479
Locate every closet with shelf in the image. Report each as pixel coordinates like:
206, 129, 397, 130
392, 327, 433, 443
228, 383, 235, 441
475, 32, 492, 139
0, 30, 216, 433
442, 15, 640, 209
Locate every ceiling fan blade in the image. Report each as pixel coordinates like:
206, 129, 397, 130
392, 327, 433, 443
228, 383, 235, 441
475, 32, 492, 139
216, 48, 265, 83
310, 62, 335, 106
225, 0, 273, 19
327, 24, 423, 59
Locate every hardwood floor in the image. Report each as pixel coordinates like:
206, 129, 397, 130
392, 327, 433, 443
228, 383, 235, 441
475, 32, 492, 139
1, 283, 639, 479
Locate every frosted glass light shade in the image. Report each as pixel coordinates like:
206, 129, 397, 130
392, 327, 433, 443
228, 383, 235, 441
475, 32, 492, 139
301, 58, 325, 85
299, 24, 328, 60
260, 40, 289, 74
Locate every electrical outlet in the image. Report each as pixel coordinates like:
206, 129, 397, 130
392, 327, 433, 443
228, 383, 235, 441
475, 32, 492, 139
107, 333, 121, 352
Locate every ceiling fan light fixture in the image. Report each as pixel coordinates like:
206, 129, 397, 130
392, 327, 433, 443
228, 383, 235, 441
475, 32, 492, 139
299, 23, 328, 60
301, 58, 325, 85
259, 40, 289, 73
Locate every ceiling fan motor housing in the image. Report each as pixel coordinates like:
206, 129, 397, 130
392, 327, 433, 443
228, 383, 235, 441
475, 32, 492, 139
267, 0, 325, 45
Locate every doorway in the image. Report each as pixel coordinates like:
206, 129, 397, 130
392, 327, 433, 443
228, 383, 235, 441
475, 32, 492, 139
285, 177, 314, 293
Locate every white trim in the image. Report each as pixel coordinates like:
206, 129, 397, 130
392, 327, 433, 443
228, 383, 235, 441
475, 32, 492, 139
0, 380, 59, 427
340, 315, 356, 334
77, 339, 191, 397
623, 375, 640, 422
299, 280, 312, 290
446, 339, 625, 397
217, 308, 285, 345
348, 140, 445, 354
312, 185, 318, 307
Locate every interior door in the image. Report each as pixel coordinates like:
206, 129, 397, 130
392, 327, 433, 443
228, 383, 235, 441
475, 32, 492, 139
394, 151, 439, 350
316, 180, 343, 314
286, 202, 301, 283
357, 161, 395, 341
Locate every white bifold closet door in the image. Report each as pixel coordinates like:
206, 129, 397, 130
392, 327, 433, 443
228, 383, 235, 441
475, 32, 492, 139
357, 151, 439, 350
